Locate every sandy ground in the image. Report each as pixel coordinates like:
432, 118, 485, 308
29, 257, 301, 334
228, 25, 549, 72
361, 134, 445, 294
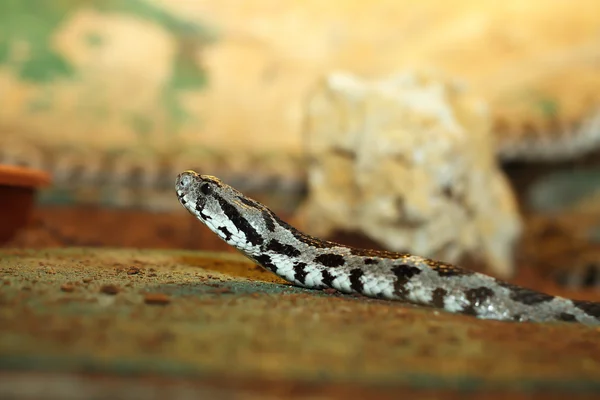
1, 248, 600, 399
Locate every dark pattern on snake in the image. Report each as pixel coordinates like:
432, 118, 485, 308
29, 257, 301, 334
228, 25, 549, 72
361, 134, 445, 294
176, 171, 600, 326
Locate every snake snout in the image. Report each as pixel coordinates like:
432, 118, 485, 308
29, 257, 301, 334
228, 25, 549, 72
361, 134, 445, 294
175, 170, 200, 191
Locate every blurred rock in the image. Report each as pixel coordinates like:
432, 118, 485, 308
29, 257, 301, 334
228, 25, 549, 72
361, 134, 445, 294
303, 71, 521, 277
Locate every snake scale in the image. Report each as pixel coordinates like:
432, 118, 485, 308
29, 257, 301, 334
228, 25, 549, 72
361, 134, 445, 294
176, 171, 600, 326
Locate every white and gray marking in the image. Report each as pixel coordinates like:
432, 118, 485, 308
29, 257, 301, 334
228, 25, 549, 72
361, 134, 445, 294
176, 171, 600, 326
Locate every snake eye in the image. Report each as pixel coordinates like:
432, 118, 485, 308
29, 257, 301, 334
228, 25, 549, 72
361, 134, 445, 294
200, 182, 212, 195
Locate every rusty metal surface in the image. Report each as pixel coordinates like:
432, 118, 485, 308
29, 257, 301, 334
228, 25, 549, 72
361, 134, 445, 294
1, 248, 600, 399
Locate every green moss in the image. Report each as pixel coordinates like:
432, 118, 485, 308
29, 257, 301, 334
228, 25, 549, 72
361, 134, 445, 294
0, 0, 75, 82
19, 49, 74, 82
85, 31, 104, 47
537, 98, 559, 118
128, 112, 154, 137
90, 0, 214, 40
0, 41, 10, 64
170, 51, 208, 91
0, 0, 216, 131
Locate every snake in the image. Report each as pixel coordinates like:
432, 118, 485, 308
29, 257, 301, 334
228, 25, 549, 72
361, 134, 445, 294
175, 170, 600, 326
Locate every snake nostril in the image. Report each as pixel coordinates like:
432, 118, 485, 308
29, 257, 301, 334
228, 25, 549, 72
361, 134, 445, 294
176, 172, 193, 189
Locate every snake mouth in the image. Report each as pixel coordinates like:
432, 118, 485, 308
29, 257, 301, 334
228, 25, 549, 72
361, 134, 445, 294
176, 191, 187, 205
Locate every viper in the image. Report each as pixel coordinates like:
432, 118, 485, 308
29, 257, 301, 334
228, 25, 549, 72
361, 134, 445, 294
175, 170, 600, 326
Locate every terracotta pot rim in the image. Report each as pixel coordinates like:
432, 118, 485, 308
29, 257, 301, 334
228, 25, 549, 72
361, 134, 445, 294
0, 164, 52, 188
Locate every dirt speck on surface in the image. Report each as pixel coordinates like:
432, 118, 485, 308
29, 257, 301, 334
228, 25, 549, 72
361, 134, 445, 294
143, 293, 170, 305
60, 283, 75, 292
99, 284, 120, 295
127, 267, 142, 275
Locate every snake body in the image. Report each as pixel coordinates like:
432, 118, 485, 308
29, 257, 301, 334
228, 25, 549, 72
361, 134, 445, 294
176, 171, 600, 326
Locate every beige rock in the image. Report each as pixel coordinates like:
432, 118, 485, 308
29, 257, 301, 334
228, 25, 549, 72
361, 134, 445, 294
303, 71, 521, 277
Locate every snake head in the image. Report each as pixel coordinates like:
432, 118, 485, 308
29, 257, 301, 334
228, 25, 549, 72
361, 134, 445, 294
175, 169, 264, 227
176, 170, 274, 248
175, 171, 226, 220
